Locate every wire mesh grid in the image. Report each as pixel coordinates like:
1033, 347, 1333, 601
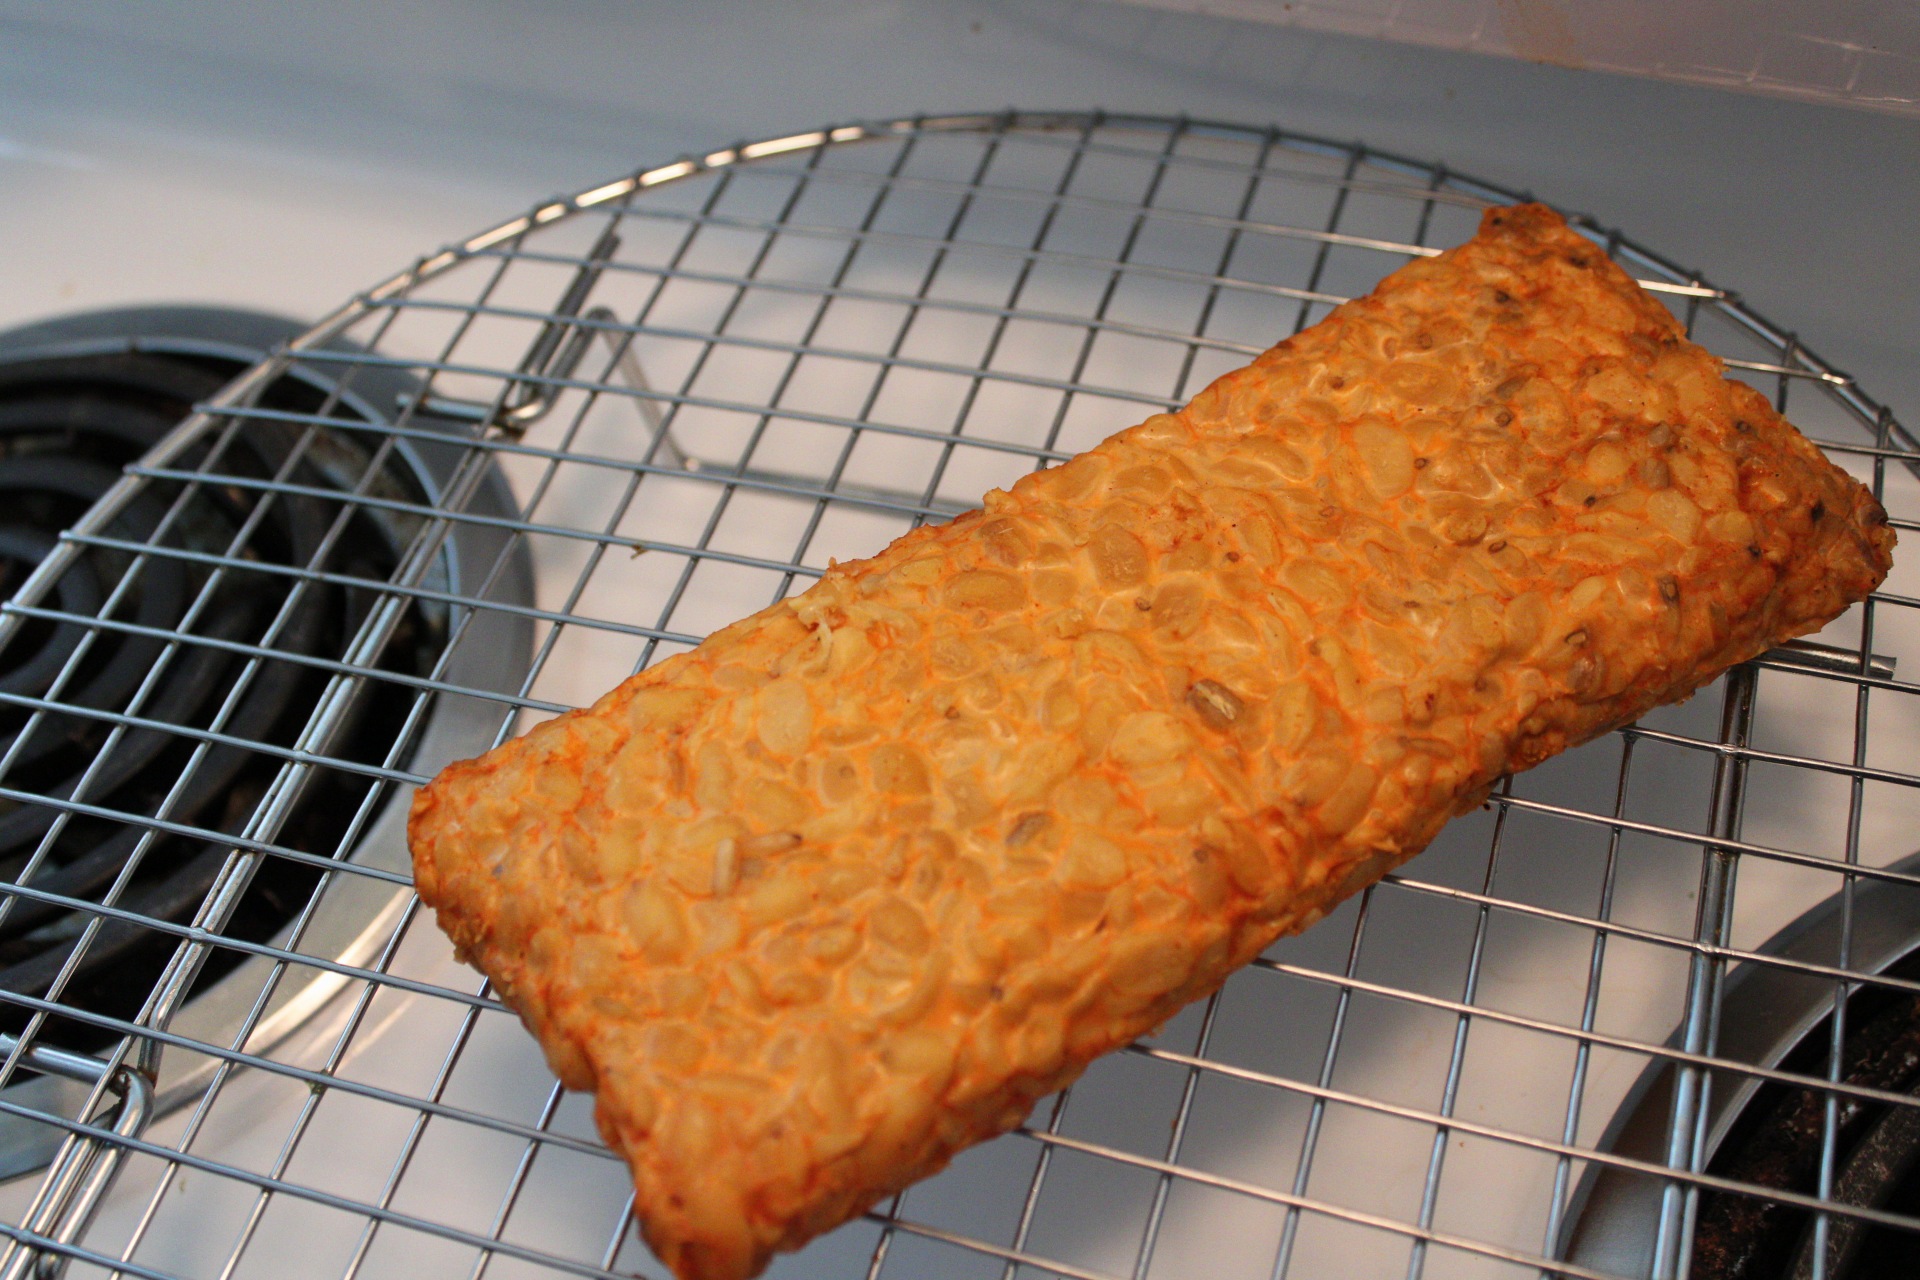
0, 110, 1914, 1280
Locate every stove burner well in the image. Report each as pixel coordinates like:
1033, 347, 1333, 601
1691, 951, 1920, 1279
0, 347, 446, 1050
0, 308, 533, 1182
1563, 854, 1920, 1278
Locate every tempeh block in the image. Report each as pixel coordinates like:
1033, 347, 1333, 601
409, 204, 1894, 1280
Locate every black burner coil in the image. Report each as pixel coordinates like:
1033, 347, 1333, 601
1693, 948, 1920, 1279
0, 347, 444, 1051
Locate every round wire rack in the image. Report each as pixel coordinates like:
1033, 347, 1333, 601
0, 110, 1915, 1280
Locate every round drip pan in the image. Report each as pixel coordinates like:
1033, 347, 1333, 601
0, 307, 532, 1177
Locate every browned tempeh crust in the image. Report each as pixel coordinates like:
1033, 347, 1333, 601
410, 204, 1893, 1280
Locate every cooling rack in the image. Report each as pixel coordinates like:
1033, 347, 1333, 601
0, 111, 1914, 1280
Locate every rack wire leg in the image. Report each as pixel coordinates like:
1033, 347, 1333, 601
1651, 664, 1757, 1280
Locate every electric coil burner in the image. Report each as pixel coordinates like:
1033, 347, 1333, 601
0, 309, 533, 1184
1568, 848, 1920, 1280
1696, 958, 1920, 1279
0, 341, 428, 1035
